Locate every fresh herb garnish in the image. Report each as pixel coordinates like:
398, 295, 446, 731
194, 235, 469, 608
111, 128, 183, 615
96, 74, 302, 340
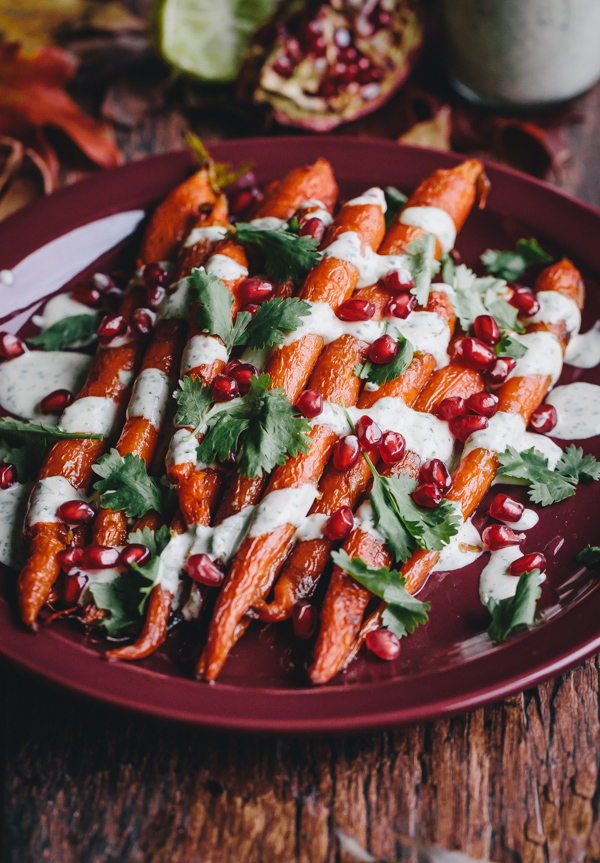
577, 545, 600, 567
404, 234, 441, 306
487, 569, 542, 642
92, 449, 165, 518
495, 330, 527, 359
332, 550, 430, 639
172, 375, 214, 436
354, 336, 414, 386
233, 223, 321, 281
26, 313, 101, 351
0, 416, 102, 443
448, 264, 524, 334
196, 373, 312, 477
497, 444, 600, 506
384, 186, 408, 229
481, 238, 552, 282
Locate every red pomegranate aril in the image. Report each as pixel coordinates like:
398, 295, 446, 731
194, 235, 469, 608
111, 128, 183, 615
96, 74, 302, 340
146, 284, 166, 309
229, 189, 257, 215
57, 546, 84, 570
97, 314, 127, 344
387, 293, 417, 319
333, 434, 361, 470
450, 414, 489, 442
334, 27, 351, 48
238, 277, 274, 305
292, 601, 318, 640
81, 544, 120, 569
185, 553, 224, 587
508, 552, 547, 577
272, 53, 293, 77
211, 374, 238, 402
437, 396, 466, 422
369, 335, 397, 364
485, 357, 517, 387
92, 272, 115, 292
509, 285, 540, 316
339, 45, 357, 63
358, 65, 383, 85
142, 262, 169, 289
330, 61, 347, 78
482, 524, 524, 551
299, 217, 325, 243
489, 493, 525, 523
223, 359, 242, 376
473, 314, 501, 346
529, 403, 558, 434
378, 431, 406, 465
324, 505, 354, 541
39, 388, 73, 415
70, 284, 102, 308
357, 56, 371, 71
356, 415, 382, 451
336, 298, 375, 322
230, 362, 258, 395
0, 463, 17, 489
366, 628, 401, 660
0, 332, 25, 360
131, 307, 155, 335
62, 571, 88, 606
412, 483, 443, 508
119, 543, 152, 569
57, 500, 95, 526
466, 391, 499, 418
419, 458, 452, 493
382, 269, 414, 294
296, 389, 323, 418
459, 337, 495, 371
239, 303, 259, 317
285, 37, 302, 61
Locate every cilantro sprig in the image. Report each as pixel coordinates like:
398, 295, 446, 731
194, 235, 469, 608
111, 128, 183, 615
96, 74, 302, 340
172, 375, 214, 436
481, 239, 552, 282
26, 313, 101, 351
384, 186, 408, 229
444, 262, 524, 335
577, 545, 600, 567
497, 444, 600, 506
0, 417, 102, 483
92, 449, 166, 518
354, 336, 414, 386
332, 550, 430, 639
495, 331, 527, 359
404, 234, 440, 306
233, 223, 321, 281
487, 569, 542, 642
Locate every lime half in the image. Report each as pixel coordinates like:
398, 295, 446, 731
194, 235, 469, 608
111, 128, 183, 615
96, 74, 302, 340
155, 0, 278, 82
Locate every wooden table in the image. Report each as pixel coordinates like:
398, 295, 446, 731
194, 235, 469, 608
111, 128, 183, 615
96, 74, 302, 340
2, 62, 600, 863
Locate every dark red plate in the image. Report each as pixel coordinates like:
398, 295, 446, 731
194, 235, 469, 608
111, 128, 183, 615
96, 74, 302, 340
0, 138, 599, 733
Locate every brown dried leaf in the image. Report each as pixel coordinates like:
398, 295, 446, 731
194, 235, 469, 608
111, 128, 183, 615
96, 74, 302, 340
399, 105, 452, 150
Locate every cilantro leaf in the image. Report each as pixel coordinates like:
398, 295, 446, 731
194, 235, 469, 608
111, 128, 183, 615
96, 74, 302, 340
577, 545, 600, 567
190, 268, 235, 350
483, 286, 524, 333
487, 569, 542, 642
26, 313, 101, 351
238, 297, 311, 349
449, 264, 525, 334
0, 416, 102, 443
92, 449, 164, 518
234, 223, 321, 282
384, 186, 408, 229
331, 551, 430, 639
556, 444, 600, 483
354, 336, 414, 386
172, 376, 213, 434
496, 445, 600, 506
495, 331, 528, 358
3, 441, 46, 483
481, 239, 552, 282
197, 373, 312, 477
404, 234, 441, 306
127, 524, 171, 557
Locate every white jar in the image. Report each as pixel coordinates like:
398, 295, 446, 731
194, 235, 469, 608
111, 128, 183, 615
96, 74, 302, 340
442, 0, 600, 107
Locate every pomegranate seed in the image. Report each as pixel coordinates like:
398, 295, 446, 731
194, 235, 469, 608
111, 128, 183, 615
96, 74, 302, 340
185, 553, 224, 586
131, 307, 155, 335
366, 628, 400, 660
92, 272, 115, 292
230, 189, 257, 215
118, 544, 152, 569
292, 601, 318, 639
238, 278, 274, 306
230, 362, 258, 395
490, 493, 525, 523
81, 544, 120, 569
142, 263, 169, 289
0, 463, 17, 489
508, 552, 547, 577
239, 303, 259, 317
97, 314, 128, 345
339, 45, 358, 63
413, 483, 443, 508
62, 571, 88, 606
529, 404, 558, 434
333, 434, 361, 470
57, 546, 84, 570
70, 284, 102, 308
485, 357, 517, 387
299, 217, 325, 243
211, 374, 238, 402
387, 294, 417, 319
273, 53, 293, 77
146, 284, 166, 309
473, 314, 501, 346
378, 431, 406, 465
466, 391, 499, 418
342, 63, 359, 84
334, 27, 352, 48
223, 359, 242, 376
369, 335, 398, 364
57, 500, 95, 526
356, 415, 382, 451
482, 524, 524, 551
0, 332, 25, 360
458, 337, 495, 371
296, 389, 323, 418
382, 269, 414, 294
357, 56, 371, 71
336, 298, 375, 322
285, 37, 302, 61
358, 66, 383, 85
419, 458, 452, 493
39, 389, 73, 415
324, 505, 354, 541
372, 7, 393, 29
509, 286, 540, 317
450, 414, 489, 442
437, 396, 466, 421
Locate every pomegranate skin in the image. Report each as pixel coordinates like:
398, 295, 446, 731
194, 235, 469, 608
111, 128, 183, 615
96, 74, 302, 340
366, 628, 401, 660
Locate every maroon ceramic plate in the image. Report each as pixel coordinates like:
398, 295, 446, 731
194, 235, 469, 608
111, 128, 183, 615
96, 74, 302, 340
0, 137, 599, 733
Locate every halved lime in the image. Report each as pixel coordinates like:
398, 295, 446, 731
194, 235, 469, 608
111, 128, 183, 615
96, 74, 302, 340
154, 0, 278, 82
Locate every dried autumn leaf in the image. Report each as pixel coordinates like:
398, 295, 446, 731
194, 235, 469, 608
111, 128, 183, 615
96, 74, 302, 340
399, 105, 452, 151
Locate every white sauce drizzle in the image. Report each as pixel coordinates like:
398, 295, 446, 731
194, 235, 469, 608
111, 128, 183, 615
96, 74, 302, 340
463, 410, 563, 468
508, 331, 564, 385
526, 291, 581, 336
565, 321, 600, 368
59, 396, 119, 437
0, 351, 93, 424
545, 382, 600, 439
159, 277, 192, 320
294, 512, 329, 542
432, 515, 483, 572
127, 368, 170, 428
156, 531, 194, 593
353, 501, 386, 543
205, 255, 248, 282
297, 200, 333, 227
166, 427, 199, 469
249, 216, 288, 231
27, 476, 84, 526
249, 484, 318, 538
0, 482, 32, 568
184, 225, 228, 247
32, 293, 96, 331
389, 312, 451, 369
191, 505, 256, 563
181, 334, 228, 374
321, 231, 408, 289
479, 546, 546, 605
181, 582, 204, 621
345, 187, 387, 212
511, 507, 539, 531
399, 206, 457, 254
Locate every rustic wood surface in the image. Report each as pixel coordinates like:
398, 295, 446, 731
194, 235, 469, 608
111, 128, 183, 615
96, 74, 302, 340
2, 43, 600, 863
